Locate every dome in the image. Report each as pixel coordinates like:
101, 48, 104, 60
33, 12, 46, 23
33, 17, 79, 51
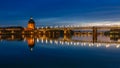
28, 17, 35, 24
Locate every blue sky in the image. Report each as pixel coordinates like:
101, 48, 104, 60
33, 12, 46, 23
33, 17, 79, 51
0, 0, 120, 27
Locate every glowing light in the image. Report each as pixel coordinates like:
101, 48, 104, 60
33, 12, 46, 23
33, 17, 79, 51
55, 40, 58, 44
50, 40, 53, 44
60, 41, 62, 44
97, 44, 100, 47
65, 41, 68, 45
74, 43, 76, 45
37, 38, 39, 43
61, 41, 64, 45
116, 45, 120, 48
106, 44, 110, 48
70, 42, 73, 45
77, 42, 80, 45
89, 44, 91, 47
67, 42, 70, 45
41, 39, 43, 43
83, 43, 86, 46
45, 39, 48, 43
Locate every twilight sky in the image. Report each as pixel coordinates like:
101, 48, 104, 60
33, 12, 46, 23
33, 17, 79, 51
1, 0, 120, 27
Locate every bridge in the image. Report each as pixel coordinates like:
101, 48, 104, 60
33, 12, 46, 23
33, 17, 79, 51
37, 26, 120, 34
36, 26, 120, 43
1, 25, 120, 43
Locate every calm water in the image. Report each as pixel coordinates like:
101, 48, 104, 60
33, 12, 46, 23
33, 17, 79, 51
0, 34, 120, 68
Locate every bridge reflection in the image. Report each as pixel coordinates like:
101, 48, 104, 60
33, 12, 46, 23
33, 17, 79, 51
0, 33, 120, 51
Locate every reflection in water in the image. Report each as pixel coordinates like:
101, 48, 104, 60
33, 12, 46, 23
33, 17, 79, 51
27, 37, 35, 51
1, 31, 120, 51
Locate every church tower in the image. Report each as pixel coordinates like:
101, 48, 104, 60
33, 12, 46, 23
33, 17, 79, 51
28, 17, 35, 30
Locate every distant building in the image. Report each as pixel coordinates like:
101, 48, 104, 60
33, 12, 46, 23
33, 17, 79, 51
0, 17, 36, 35
0, 26, 24, 35
27, 17, 35, 30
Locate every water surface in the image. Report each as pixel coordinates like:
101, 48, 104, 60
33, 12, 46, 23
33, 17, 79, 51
0, 34, 120, 68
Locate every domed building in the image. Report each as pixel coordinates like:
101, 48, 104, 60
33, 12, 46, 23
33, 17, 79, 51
27, 17, 35, 30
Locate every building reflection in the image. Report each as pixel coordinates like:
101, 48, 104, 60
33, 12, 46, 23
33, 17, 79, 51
105, 29, 120, 41
26, 36, 35, 52
1, 32, 120, 51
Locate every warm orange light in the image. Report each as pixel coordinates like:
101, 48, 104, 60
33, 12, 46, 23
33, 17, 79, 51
28, 23, 35, 29
27, 38, 35, 47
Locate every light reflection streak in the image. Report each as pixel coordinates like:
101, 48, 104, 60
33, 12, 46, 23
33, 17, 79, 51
41, 39, 43, 43
106, 44, 110, 48
37, 38, 39, 43
46, 39, 48, 43
34, 38, 120, 48
1, 34, 120, 49
116, 45, 120, 48
50, 40, 53, 44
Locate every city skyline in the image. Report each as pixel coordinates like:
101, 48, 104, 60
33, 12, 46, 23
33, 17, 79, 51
1, 0, 120, 26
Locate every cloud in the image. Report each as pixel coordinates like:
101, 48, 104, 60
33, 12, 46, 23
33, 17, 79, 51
34, 16, 120, 27
80, 21, 120, 26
